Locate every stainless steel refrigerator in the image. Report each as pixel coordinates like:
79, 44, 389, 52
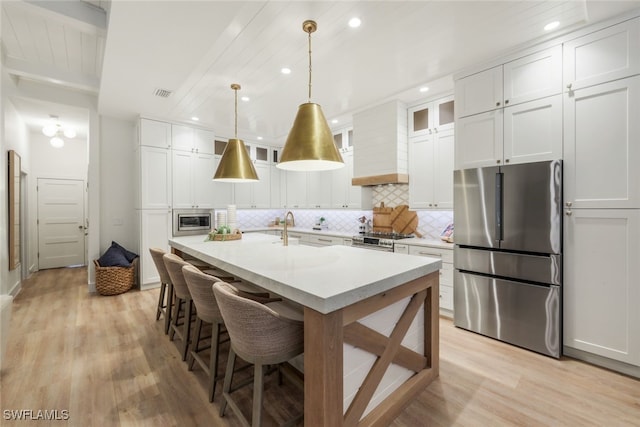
453, 160, 562, 358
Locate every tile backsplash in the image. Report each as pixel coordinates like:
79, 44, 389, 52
235, 207, 453, 240
233, 181, 452, 239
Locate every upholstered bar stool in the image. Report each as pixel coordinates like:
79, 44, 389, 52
182, 264, 227, 402
213, 282, 304, 427
149, 248, 173, 334
163, 253, 197, 361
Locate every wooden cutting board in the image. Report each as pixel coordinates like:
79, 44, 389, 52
390, 205, 422, 237
372, 202, 393, 232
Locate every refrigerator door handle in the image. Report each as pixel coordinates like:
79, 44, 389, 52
495, 172, 503, 242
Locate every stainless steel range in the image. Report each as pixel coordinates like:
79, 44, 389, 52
351, 232, 414, 252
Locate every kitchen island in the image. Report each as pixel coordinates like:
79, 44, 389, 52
169, 233, 441, 426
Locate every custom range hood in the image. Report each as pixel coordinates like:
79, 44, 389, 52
351, 100, 409, 186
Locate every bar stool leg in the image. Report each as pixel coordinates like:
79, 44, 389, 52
169, 297, 183, 341
180, 298, 194, 361
188, 317, 203, 371
220, 348, 237, 417
164, 283, 174, 335
156, 282, 166, 320
208, 322, 223, 402
252, 363, 264, 427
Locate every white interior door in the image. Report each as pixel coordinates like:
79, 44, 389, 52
37, 178, 86, 269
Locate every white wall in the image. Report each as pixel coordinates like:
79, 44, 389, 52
1, 95, 32, 296
99, 116, 136, 256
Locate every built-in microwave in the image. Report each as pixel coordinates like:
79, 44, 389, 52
173, 209, 213, 236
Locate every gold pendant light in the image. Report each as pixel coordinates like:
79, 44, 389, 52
278, 20, 344, 171
213, 83, 259, 182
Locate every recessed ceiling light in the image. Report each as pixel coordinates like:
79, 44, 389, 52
419, 87, 429, 93
544, 21, 560, 31
348, 17, 361, 28
257, 136, 263, 140
281, 67, 292, 75
241, 96, 250, 102
331, 119, 338, 124
191, 116, 199, 121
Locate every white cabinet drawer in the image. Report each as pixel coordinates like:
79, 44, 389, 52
307, 235, 342, 246
439, 285, 453, 311
440, 262, 453, 286
408, 246, 453, 264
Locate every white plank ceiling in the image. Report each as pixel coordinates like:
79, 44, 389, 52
3, 0, 640, 142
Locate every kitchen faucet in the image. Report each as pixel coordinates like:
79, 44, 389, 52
282, 211, 295, 246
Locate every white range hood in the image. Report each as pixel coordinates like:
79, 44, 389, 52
351, 100, 409, 186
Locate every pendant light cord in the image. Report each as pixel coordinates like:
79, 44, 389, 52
234, 86, 238, 138
308, 30, 312, 103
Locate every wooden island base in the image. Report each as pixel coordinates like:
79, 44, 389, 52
305, 272, 439, 427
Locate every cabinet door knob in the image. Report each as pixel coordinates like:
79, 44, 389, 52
434, 203, 438, 207
496, 101, 501, 107
505, 159, 510, 163
566, 83, 572, 89
505, 99, 509, 105
566, 201, 572, 207
566, 210, 572, 216
497, 160, 501, 164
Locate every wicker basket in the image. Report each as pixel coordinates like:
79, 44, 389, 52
94, 257, 138, 296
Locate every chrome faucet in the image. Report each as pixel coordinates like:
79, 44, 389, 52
282, 211, 295, 246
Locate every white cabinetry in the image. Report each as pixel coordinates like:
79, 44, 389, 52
564, 76, 640, 209
172, 150, 216, 209
285, 171, 308, 209
234, 163, 271, 208
140, 118, 171, 148
306, 234, 345, 246
138, 209, 172, 289
330, 151, 372, 209
307, 171, 332, 208
408, 245, 453, 315
408, 95, 455, 138
563, 209, 640, 365
564, 17, 640, 91
139, 146, 172, 209
455, 46, 563, 169
409, 128, 454, 209
393, 243, 409, 254
171, 124, 214, 154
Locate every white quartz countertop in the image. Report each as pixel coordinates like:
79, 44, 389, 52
169, 233, 441, 314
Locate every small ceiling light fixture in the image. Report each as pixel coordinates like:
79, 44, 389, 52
191, 116, 200, 121
241, 96, 250, 102
281, 67, 292, 75
419, 86, 430, 93
42, 115, 75, 148
331, 119, 338, 124
213, 84, 259, 182
348, 17, 361, 28
544, 21, 560, 31
278, 20, 344, 172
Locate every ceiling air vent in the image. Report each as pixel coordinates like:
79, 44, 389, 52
153, 88, 172, 98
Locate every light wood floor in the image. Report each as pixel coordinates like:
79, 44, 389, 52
1, 267, 639, 426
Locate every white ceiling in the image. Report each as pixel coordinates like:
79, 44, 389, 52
4, 0, 640, 143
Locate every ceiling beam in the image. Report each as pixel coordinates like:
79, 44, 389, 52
4, 56, 100, 93
20, 0, 107, 34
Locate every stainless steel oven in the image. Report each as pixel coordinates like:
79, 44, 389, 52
351, 232, 414, 252
173, 209, 213, 236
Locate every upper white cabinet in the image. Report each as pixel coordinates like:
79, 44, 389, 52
409, 128, 454, 209
455, 46, 563, 169
234, 163, 271, 209
408, 95, 455, 138
171, 125, 215, 154
564, 17, 640, 92
172, 150, 217, 209
307, 171, 332, 208
456, 46, 562, 118
140, 118, 171, 148
564, 75, 640, 209
333, 128, 353, 152
330, 151, 372, 209
285, 171, 308, 209
139, 146, 172, 209
563, 209, 640, 365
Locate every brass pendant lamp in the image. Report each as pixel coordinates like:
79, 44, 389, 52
278, 20, 344, 171
213, 83, 259, 182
